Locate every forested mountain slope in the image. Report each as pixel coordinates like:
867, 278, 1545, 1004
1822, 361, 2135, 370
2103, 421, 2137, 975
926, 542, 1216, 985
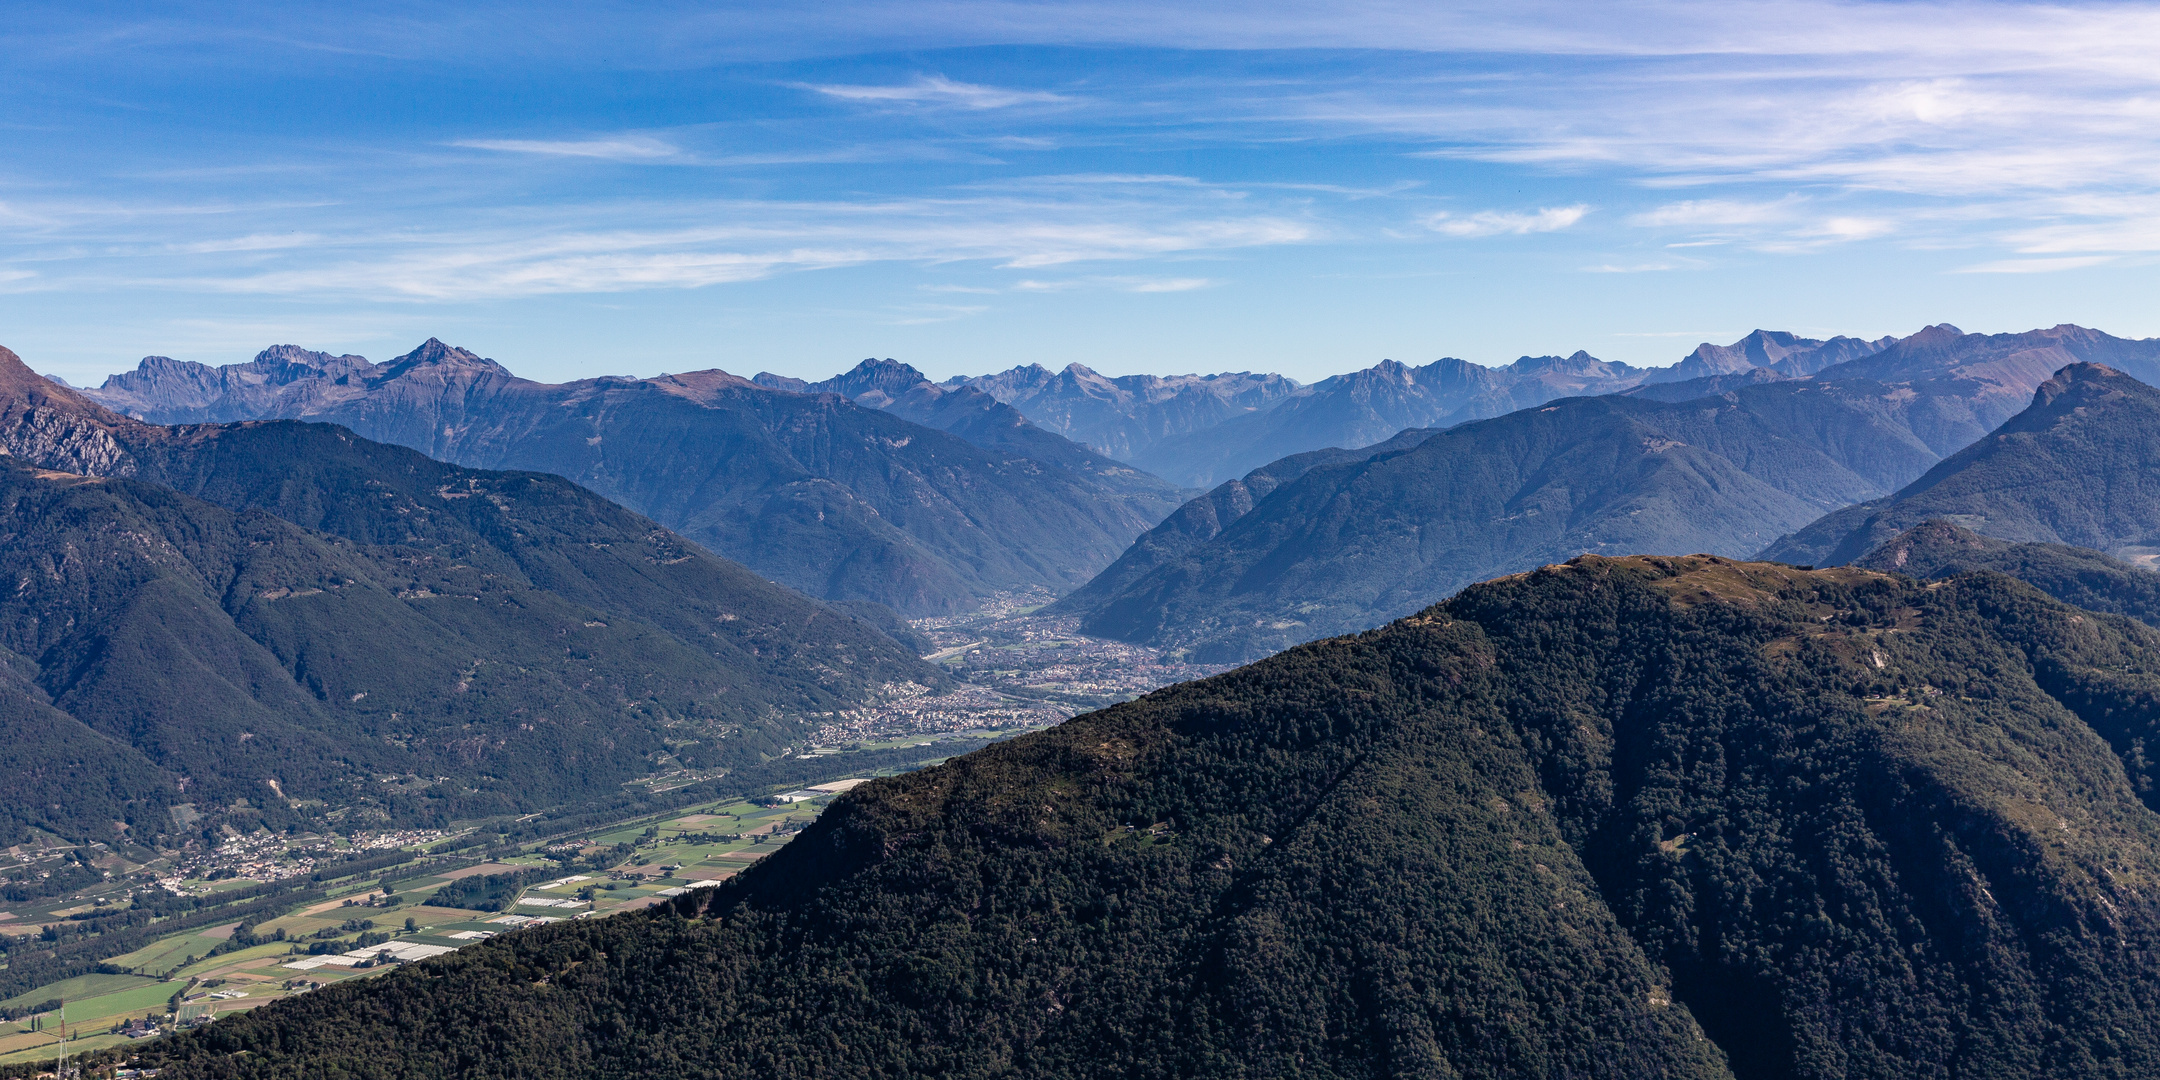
1762, 363, 2160, 567
1069, 329, 2160, 662
1856, 520, 2160, 627
1068, 383, 1945, 662
1053, 426, 1441, 623
0, 346, 933, 844
146, 555, 2160, 1079
83, 341, 1181, 614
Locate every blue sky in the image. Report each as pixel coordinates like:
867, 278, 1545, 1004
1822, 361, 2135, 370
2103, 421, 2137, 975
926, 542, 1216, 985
5, 1, 2159, 385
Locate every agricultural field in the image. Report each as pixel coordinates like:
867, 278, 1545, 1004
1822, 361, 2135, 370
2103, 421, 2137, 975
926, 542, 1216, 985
0, 735, 1027, 1069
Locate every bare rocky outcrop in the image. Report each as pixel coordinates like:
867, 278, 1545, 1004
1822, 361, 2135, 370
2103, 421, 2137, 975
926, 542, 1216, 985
0, 345, 142, 476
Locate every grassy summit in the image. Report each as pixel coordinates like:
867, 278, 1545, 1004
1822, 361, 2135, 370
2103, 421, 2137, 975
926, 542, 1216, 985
146, 554, 2160, 1079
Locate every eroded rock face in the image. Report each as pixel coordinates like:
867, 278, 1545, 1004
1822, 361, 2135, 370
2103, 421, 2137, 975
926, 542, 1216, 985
0, 405, 136, 476
0, 346, 139, 476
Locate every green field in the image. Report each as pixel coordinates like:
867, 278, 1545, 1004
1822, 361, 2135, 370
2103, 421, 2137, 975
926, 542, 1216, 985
1, 971, 155, 1010
47, 979, 174, 1025
106, 930, 229, 976
0, 738, 994, 1073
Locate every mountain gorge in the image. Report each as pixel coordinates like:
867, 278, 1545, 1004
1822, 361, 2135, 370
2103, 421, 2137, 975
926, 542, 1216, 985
143, 554, 2160, 1079
83, 342, 1186, 615
0, 346, 934, 844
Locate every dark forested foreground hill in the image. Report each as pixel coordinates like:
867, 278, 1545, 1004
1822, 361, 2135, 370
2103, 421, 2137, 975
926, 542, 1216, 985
82, 340, 1185, 615
146, 555, 2160, 1079
0, 347, 933, 844
1763, 363, 2160, 567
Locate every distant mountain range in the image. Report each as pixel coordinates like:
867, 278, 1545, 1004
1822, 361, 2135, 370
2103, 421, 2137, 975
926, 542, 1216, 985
74, 323, 2160, 664
0, 346, 933, 845
949, 363, 1303, 467
141, 552, 2160, 1078
951, 330, 1894, 487
1059, 324, 2160, 661
751, 358, 1184, 502
82, 341, 1187, 616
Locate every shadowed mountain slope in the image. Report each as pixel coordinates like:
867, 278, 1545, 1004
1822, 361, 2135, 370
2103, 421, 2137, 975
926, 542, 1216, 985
0, 346, 933, 843
1066, 385, 1942, 662
83, 342, 1182, 614
1762, 363, 2160, 567
1054, 426, 1443, 624
144, 555, 2160, 1080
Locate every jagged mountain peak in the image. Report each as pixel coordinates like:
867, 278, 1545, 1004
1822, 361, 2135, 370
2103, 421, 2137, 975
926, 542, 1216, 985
833, 357, 934, 392
379, 337, 506, 378
1507, 349, 1635, 377
252, 343, 368, 370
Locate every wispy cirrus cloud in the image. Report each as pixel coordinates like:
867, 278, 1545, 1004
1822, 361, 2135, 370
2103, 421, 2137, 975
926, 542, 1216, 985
26, 192, 1310, 302
1953, 255, 2116, 274
1425, 205, 1588, 238
454, 136, 682, 161
1627, 198, 1804, 229
802, 74, 1067, 109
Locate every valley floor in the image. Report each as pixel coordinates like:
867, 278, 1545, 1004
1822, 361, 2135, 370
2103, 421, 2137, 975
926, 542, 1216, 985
0, 744, 995, 1071
0, 597, 1224, 1074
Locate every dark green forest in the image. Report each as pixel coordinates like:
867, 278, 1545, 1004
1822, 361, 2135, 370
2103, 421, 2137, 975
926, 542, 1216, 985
1858, 520, 2160, 627
142, 555, 2160, 1079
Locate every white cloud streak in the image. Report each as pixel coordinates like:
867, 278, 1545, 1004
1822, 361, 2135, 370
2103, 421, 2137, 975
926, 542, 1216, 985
1426, 205, 1588, 238
802, 75, 1067, 109
1954, 255, 2116, 273
454, 136, 683, 161
16, 195, 1312, 302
